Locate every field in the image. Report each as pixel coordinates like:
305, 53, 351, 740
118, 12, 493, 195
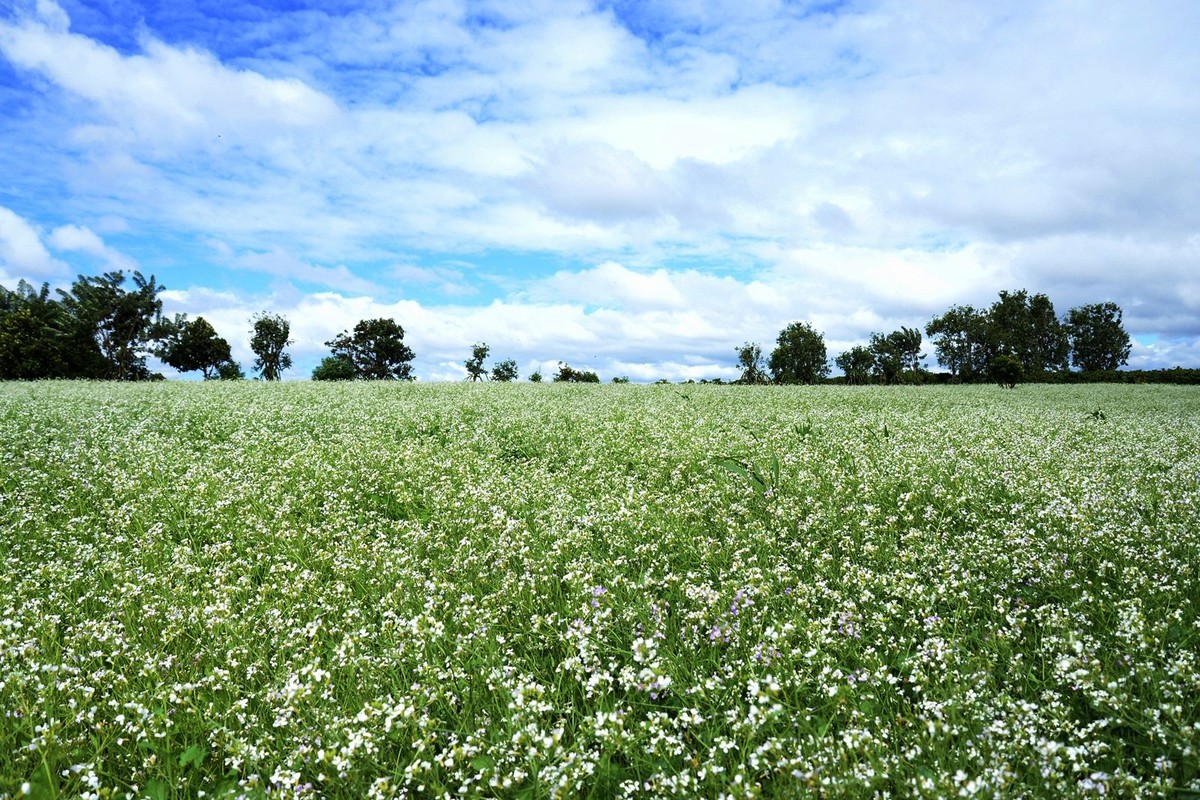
1, 382, 1198, 799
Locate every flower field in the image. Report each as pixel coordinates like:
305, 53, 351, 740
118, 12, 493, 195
1, 381, 1198, 799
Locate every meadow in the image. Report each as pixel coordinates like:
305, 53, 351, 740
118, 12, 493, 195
0, 381, 1197, 799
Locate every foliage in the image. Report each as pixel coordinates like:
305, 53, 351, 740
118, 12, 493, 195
987, 290, 1068, 374
834, 345, 874, 385
491, 358, 519, 382
990, 353, 1024, 388
465, 342, 490, 381
155, 315, 233, 379
0, 280, 72, 379
553, 363, 600, 382
869, 327, 924, 384
57, 270, 167, 380
250, 312, 293, 381
215, 360, 245, 380
768, 321, 829, 384
925, 304, 989, 379
529, 370, 543, 382
326, 318, 414, 380
1067, 302, 1133, 372
734, 342, 769, 384
2, 383, 1199, 798
312, 355, 357, 381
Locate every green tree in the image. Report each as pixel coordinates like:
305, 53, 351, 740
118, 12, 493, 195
554, 363, 600, 382
990, 354, 1023, 389
529, 370, 543, 383
465, 342, 490, 381
491, 358, 519, 382
834, 345, 873, 385
869, 332, 899, 383
58, 270, 167, 380
1066, 302, 1132, 371
0, 280, 72, 379
988, 290, 1068, 374
155, 315, 232, 379
768, 322, 829, 384
216, 360, 245, 380
250, 313, 293, 381
925, 305, 989, 379
734, 342, 769, 384
326, 318, 415, 380
312, 355, 356, 381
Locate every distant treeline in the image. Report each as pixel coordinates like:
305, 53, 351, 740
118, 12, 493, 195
1, 271, 1193, 384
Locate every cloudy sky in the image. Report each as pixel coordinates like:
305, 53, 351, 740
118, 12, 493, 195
1, 0, 1198, 380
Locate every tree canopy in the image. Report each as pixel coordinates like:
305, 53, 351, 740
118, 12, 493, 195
155, 315, 234, 379
325, 318, 415, 380
1067, 302, 1132, 372
250, 313, 293, 381
769, 322, 829, 384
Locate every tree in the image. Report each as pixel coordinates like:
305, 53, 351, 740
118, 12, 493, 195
250, 313, 293, 381
990, 354, 1023, 389
58, 270, 167, 380
735, 342, 769, 384
529, 370, 543, 383
326, 318, 415, 380
868, 332, 902, 384
491, 358, 519, 382
465, 342, 490, 381
554, 363, 600, 382
1066, 302, 1132, 372
0, 280, 72, 379
155, 315, 232, 379
216, 360, 245, 380
768, 322, 829, 384
926, 305, 989, 379
988, 290, 1068, 374
834, 345, 874, 385
312, 355, 356, 381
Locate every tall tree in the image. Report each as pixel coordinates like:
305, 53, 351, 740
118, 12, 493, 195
734, 342, 769, 384
0, 280, 72, 379
326, 318, 415, 380
834, 345, 874, 385
465, 342, 490, 381
250, 312, 293, 381
57, 270, 166, 380
988, 290, 1068, 374
768, 322, 829, 384
155, 315, 233, 379
926, 304, 988, 379
869, 332, 903, 384
1066, 302, 1132, 371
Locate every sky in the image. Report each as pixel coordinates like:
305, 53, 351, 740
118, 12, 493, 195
1, 0, 1198, 381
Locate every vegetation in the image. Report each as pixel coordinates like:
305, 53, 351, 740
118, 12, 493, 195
735, 342, 769, 385
324, 318, 414, 381
553, 363, 600, 383
1, 382, 1197, 798
465, 342, 490, 382
768, 321, 829, 384
250, 312, 293, 381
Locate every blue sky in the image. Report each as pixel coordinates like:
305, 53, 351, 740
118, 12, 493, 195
2, 0, 1199, 380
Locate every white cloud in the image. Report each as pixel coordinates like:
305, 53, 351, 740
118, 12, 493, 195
0, 206, 67, 279
47, 224, 136, 271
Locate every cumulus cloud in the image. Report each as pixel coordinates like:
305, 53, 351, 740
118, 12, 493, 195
0, 206, 67, 279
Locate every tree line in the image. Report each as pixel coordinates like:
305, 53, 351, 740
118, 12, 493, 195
737, 289, 1136, 386
0, 272, 1171, 385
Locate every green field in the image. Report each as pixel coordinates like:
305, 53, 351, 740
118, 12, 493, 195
1, 382, 1198, 799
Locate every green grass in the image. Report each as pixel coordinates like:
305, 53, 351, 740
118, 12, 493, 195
1, 382, 1198, 798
